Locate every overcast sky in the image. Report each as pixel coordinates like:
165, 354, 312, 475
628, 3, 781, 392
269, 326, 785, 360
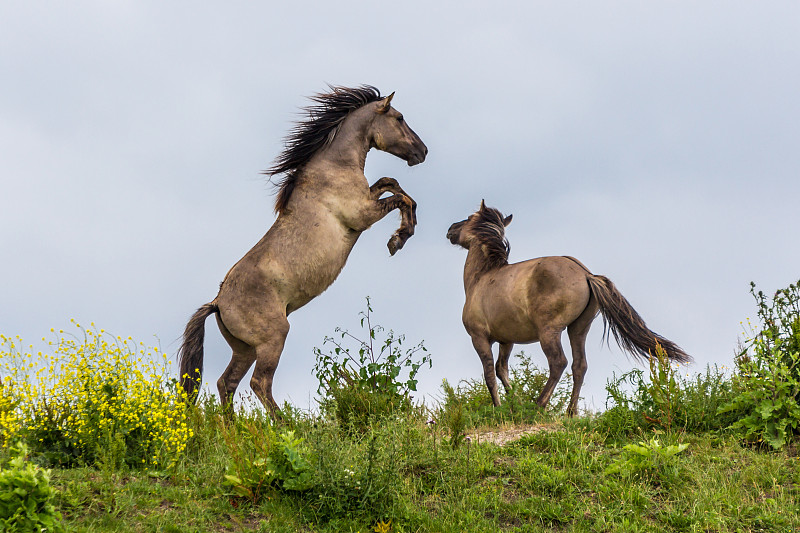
2, 2, 798, 412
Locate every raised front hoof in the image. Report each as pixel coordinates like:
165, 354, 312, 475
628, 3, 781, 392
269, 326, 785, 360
387, 234, 409, 256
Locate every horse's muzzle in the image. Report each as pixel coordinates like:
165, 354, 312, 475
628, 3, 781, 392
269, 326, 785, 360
446, 222, 463, 244
406, 142, 428, 166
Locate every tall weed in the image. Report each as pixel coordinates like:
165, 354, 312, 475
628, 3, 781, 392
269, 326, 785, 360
313, 298, 431, 432
439, 380, 467, 448
598, 358, 736, 438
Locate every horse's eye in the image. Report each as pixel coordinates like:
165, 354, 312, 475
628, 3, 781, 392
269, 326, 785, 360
397, 115, 404, 123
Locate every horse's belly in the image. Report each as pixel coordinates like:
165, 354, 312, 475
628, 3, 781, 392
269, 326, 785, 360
489, 316, 540, 344
285, 256, 350, 313
281, 227, 359, 312
220, 216, 358, 315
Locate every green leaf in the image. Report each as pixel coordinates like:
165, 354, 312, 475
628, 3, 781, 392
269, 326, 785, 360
756, 402, 776, 418
224, 474, 243, 486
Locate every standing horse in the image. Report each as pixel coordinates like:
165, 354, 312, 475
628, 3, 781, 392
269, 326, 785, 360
179, 85, 427, 413
447, 201, 690, 416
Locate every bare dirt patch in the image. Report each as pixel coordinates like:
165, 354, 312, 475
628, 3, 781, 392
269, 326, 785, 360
469, 423, 560, 446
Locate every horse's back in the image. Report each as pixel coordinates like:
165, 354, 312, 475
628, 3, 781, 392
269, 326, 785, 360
468, 256, 592, 344
520, 256, 592, 301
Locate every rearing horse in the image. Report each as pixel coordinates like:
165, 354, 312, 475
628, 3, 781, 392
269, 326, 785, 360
447, 201, 690, 416
179, 85, 427, 412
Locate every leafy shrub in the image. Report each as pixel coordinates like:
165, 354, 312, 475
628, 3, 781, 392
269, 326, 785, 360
605, 437, 688, 484
219, 406, 411, 524
313, 298, 431, 431
223, 421, 315, 503
0, 442, 65, 532
437, 377, 493, 415
306, 418, 410, 524
268, 431, 315, 491
720, 280, 800, 449
631, 343, 735, 432
596, 403, 643, 438
676, 364, 739, 431
0, 323, 192, 469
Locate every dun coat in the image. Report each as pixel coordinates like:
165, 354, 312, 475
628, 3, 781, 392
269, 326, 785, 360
179, 85, 428, 413
447, 201, 690, 416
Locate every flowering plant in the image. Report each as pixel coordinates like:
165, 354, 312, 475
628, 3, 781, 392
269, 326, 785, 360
0, 322, 192, 469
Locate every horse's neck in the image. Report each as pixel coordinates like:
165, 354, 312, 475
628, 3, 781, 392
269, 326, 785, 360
310, 110, 373, 173
463, 246, 493, 293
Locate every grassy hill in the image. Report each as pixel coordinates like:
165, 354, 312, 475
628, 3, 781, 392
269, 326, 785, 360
36, 404, 800, 532
2, 281, 799, 531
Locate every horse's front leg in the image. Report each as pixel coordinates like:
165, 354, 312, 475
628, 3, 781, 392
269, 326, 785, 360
369, 177, 417, 255
471, 335, 501, 407
369, 177, 418, 225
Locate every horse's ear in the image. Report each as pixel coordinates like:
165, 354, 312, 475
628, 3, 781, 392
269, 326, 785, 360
377, 92, 395, 114
480, 199, 487, 211
503, 214, 513, 227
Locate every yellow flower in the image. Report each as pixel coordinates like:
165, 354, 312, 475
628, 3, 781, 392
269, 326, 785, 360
373, 520, 392, 533
1, 323, 190, 466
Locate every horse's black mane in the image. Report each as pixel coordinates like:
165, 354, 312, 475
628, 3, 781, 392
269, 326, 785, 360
472, 207, 511, 270
265, 85, 383, 214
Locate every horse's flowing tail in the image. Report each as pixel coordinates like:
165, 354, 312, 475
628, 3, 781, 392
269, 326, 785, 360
178, 302, 219, 402
587, 275, 691, 363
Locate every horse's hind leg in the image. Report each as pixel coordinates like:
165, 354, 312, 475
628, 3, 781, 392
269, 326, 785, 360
536, 329, 568, 410
565, 300, 597, 416
217, 348, 256, 417
249, 316, 291, 414
471, 335, 501, 406
216, 315, 256, 416
565, 328, 589, 417
495, 342, 514, 395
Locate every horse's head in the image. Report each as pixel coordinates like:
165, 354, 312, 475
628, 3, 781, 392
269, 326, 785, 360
446, 218, 470, 247
368, 93, 428, 166
447, 200, 513, 250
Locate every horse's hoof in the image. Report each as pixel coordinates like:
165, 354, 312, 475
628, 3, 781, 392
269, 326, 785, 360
388, 237, 400, 255
386, 235, 406, 255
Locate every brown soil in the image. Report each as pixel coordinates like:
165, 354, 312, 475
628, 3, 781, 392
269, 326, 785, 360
469, 422, 560, 446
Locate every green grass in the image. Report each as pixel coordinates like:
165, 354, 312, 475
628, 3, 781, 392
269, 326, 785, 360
19, 403, 798, 533
3, 313, 800, 532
